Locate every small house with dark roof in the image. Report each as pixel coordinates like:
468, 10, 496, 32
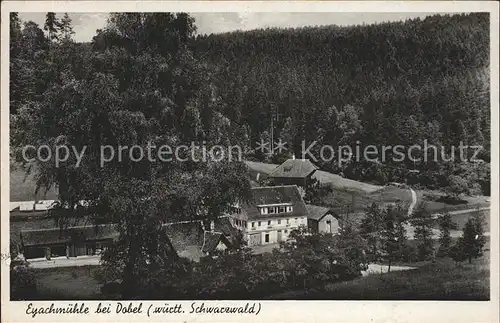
230, 185, 309, 246
164, 221, 206, 262
268, 156, 318, 187
163, 219, 235, 262
306, 204, 339, 234
201, 231, 231, 254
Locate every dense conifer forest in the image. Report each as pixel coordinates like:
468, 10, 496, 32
192, 13, 490, 194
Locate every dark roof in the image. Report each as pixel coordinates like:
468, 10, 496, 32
239, 185, 308, 220
21, 224, 119, 247
213, 217, 239, 244
202, 232, 230, 253
268, 159, 318, 179
306, 204, 332, 221
163, 221, 204, 261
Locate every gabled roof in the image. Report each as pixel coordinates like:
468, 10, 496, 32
306, 204, 333, 221
213, 217, 240, 244
202, 232, 230, 253
164, 221, 205, 262
268, 158, 318, 179
20, 224, 119, 247
239, 185, 308, 220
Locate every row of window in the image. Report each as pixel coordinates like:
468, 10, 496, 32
260, 205, 293, 215
251, 218, 299, 228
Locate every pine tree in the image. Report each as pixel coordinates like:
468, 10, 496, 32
410, 203, 435, 261
44, 12, 60, 42
451, 211, 486, 264
10, 13, 22, 55
437, 210, 454, 257
359, 202, 384, 262
377, 204, 408, 271
60, 13, 75, 41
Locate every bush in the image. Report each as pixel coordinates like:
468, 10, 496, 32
10, 264, 37, 300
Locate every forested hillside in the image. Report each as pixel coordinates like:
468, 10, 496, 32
10, 13, 490, 201
193, 13, 490, 194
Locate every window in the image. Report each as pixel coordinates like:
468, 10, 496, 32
278, 219, 281, 225
268, 220, 271, 225
287, 219, 290, 224
252, 222, 255, 228
285, 230, 288, 233
295, 218, 298, 223
265, 234, 269, 243
286, 206, 293, 213
268, 207, 275, 214
326, 220, 331, 225
278, 206, 285, 213
258, 221, 261, 226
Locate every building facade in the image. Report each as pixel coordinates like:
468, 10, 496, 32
20, 224, 119, 260
230, 185, 309, 246
306, 204, 339, 234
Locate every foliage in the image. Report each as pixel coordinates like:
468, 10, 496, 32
450, 210, 486, 264
410, 203, 435, 260
359, 202, 385, 262
446, 175, 469, 198
11, 263, 38, 300
380, 204, 409, 270
96, 227, 369, 299
436, 211, 455, 257
304, 178, 333, 204
10, 13, 251, 294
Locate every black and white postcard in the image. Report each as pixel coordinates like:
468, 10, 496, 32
1, 1, 499, 322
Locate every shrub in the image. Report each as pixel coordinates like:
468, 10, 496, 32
10, 264, 37, 300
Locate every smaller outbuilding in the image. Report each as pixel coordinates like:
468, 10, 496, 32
306, 204, 339, 234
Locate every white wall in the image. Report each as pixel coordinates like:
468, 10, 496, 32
245, 216, 307, 245
318, 214, 339, 234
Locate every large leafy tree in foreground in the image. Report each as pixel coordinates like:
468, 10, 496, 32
10, 13, 251, 298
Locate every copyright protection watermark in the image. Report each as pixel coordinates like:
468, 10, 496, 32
19, 139, 485, 168
21, 141, 244, 167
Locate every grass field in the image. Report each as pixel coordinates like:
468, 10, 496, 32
32, 266, 103, 300
267, 254, 490, 300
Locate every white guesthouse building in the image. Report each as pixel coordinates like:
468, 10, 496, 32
229, 185, 309, 246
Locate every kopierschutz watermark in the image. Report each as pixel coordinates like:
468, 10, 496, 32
300, 140, 484, 166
